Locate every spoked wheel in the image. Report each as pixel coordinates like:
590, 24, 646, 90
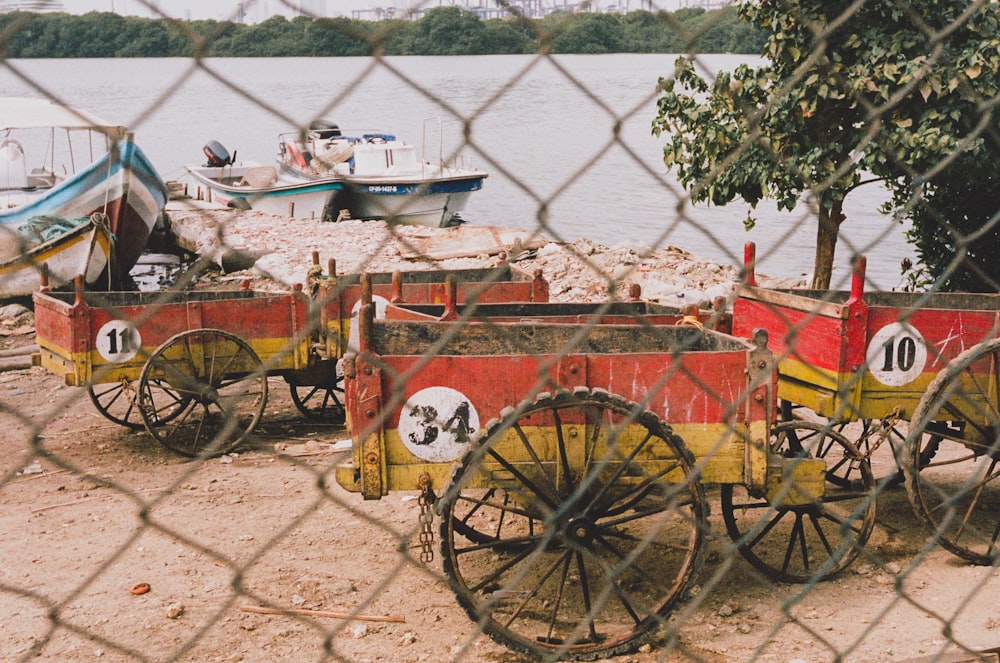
448, 486, 542, 547
780, 401, 939, 488
287, 361, 345, 425
137, 329, 268, 458
89, 378, 144, 429
905, 338, 1000, 565
90, 377, 192, 430
438, 388, 706, 661
721, 420, 876, 583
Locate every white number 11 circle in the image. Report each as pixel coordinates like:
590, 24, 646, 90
95, 320, 141, 364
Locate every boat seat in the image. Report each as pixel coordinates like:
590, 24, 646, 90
239, 166, 278, 188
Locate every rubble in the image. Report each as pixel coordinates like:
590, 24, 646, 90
163, 206, 804, 307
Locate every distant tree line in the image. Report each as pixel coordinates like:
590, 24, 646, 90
0, 6, 765, 58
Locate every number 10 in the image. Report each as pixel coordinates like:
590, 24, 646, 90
882, 336, 916, 372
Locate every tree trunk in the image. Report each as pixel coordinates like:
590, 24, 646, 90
812, 201, 845, 289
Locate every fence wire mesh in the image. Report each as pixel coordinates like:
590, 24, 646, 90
3, 0, 1000, 661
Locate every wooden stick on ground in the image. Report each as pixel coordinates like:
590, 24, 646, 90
240, 605, 405, 623
29, 486, 168, 513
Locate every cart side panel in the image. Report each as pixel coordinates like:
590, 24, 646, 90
194, 292, 311, 371
321, 272, 549, 357
361, 265, 532, 285
33, 291, 89, 385
381, 302, 718, 328
863, 290, 1000, 311
350, 338, 756, 494
585, 350, 752, 485
857, 305, 1000, 419
733, 293, 851, 415
34, 290, 312, 386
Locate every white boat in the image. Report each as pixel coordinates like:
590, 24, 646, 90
183, 150, 345, 220
0, 97, 168, 297
184, 118, 487, 228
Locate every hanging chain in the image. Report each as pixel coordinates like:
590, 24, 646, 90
860, 405, 904, 460
417, 473, 435, 564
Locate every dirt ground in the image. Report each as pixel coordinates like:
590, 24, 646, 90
1, 208, 999, 662
2, 313, 1000, 663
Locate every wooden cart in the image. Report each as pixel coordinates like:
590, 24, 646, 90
733, 242, 1000, 565
31, 261, 551, 458
335, 296, 875, 660
33, 278, 313, 457
291, 255, 550, 422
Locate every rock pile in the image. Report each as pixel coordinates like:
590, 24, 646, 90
164, 206, 803, 307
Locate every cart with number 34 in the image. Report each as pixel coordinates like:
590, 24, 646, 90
335, 293, 876, 661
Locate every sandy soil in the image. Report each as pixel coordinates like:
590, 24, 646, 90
2, 318, 999, 663
2, 213, 1000, 663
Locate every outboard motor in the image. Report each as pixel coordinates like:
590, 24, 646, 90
203, 140, 234, 167
309, 119, 342, 140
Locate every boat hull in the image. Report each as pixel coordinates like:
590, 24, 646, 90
0, 220, 111, 297
329, 175, 486, 227
0, 140, 166, 296
184, 165, 343, 219
274, 127, 489, 227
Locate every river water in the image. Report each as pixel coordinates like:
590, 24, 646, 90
1, 54, 915, 288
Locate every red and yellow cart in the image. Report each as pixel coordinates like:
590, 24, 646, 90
335, 293, 875, 660
31, 258, 550, 458
33, 278, 313, 457
733, 242, 1000, 566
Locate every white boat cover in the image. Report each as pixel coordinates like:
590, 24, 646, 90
1, 97, 126, 133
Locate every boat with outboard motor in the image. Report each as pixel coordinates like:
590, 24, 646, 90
278, 119, 487, 227
184, 118, 487, 228
183, 140, 344, 220
0, 97, 168, 297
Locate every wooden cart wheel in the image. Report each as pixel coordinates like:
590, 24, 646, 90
438, 388, 706, 661
905, 338, 1000, 565
89, 378, 192, 430
137, 329, 268, 458
447, 486, 543, 547
721, 420, 875, 583
88, 379, 145, 429
780, 400, 939, 488
287, 371, 345, 425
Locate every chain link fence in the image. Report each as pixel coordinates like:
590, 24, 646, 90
3, 1, 1000, 661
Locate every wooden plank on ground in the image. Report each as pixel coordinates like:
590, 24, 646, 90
398, 225, 549, 260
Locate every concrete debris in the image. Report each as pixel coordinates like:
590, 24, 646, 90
164, 207, 803, 306
0, 303, 31, 320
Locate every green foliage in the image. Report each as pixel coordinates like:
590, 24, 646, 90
303, 17, 370, 57
0, 7, 764, 58
651, 0, 1000, 289
548, 13, 624, 54
479, 18, 535, 55
901, 151, 1000, 293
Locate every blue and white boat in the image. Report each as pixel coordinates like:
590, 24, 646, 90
182, 142, 344, 221
0, 97, 168, 297
184, 119, 487, 228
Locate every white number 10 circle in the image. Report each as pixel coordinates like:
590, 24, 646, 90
865, 322, 927, 387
